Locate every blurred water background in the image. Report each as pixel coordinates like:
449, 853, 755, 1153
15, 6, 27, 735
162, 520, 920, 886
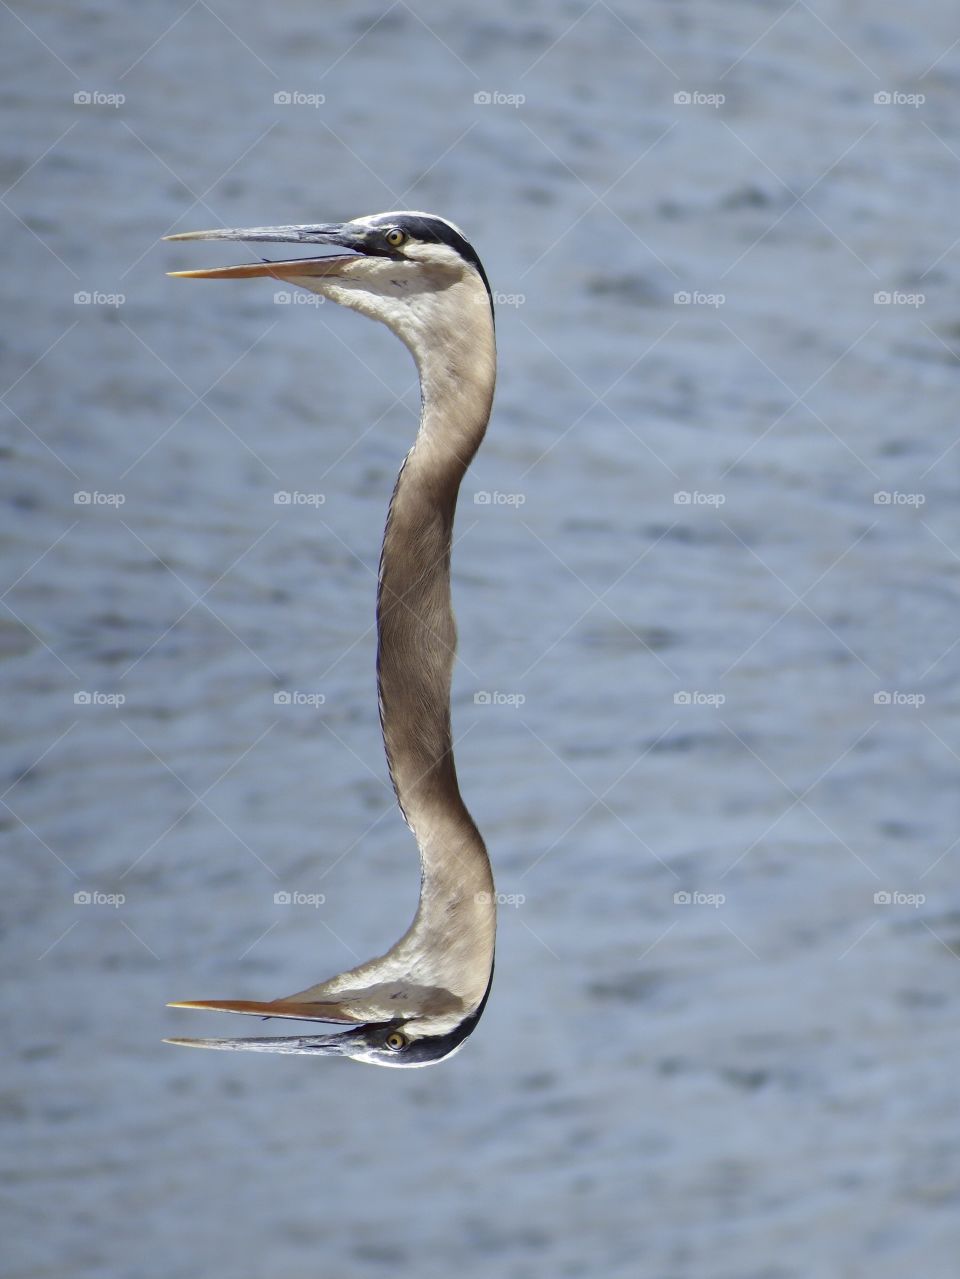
3, 2, 960, 1276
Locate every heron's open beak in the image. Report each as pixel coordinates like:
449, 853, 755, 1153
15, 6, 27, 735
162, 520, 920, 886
164, 223, 361, 280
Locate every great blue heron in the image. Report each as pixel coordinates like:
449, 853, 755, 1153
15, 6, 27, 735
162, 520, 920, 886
163, 212, 497, 1067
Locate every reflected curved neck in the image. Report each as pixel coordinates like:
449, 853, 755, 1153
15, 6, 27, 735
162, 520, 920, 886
376, 319, 497, 966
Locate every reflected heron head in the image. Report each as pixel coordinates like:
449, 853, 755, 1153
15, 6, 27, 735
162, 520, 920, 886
165, 970, 493, 1070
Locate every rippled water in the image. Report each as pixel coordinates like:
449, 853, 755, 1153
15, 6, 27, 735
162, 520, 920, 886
4, 3, 960, 1276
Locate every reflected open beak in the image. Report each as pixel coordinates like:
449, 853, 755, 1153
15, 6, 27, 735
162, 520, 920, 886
166, 997, 366, 1023
164, 1032, 353, 1055
164, 223, 362, 280
165, 996, 372, 1055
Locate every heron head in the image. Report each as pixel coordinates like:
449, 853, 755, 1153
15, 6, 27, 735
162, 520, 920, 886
165, 211, 493, 357
165, 972, 492, 1069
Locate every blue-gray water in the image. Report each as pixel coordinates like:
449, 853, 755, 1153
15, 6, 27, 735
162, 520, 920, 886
3, 3, 960, 1276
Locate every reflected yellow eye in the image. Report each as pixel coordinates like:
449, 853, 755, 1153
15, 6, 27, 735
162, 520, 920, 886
385, 228, 406, 248
385, 1030, 407, 1051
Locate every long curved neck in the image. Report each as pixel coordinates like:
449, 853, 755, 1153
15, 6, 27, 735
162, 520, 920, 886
376, 313, 497, 964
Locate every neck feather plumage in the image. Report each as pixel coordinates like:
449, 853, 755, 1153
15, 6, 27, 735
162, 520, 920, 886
375, 319, 495, 869
374, 308, 497, 1001
278, 275, 497, 1027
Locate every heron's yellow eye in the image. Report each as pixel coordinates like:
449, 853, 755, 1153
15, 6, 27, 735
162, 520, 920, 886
385, 228, 406, 248
385, 1030, 407, 1051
